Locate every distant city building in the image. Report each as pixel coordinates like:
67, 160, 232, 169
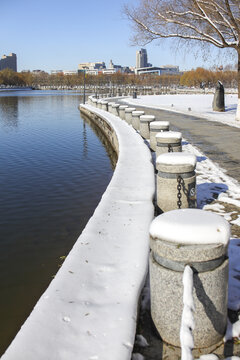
122, 66, 134, 74
63, 70, 77, 75
108, 60, 122, 72
135, 65, 180, 76
102, 68, 117, 75
136, 49, 148, 69
32, 70, 47, 75
160, 65, 180, 75
51, 70, 63, 75
85, 69, 99, 75
78, 62, 106, 72
0, 53, 17, 72
109, 59, 114, 69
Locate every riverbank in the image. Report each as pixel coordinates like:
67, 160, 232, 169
2, 94, 240, 359
2, 104, 155, 360
0, 86, 33, 92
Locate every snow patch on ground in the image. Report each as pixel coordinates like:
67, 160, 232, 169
180, 265, 195, 360
122, 94, 240, 128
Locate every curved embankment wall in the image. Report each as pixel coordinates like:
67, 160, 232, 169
2, 104, 155, 360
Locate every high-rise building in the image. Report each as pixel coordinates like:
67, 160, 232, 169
136, 48, 148, 68
0, 53, 17, 72
78, 62, 106, 71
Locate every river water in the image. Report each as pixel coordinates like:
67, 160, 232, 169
0, 90, 115, 355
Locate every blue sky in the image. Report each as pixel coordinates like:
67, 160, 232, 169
1, 0, 236, 72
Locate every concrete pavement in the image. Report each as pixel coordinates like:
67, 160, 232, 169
121, 101, 240, 183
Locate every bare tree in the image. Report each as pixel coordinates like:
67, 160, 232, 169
124, 0, 240, 120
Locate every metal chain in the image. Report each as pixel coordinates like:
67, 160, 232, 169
168, 144, 173, 152
177, 175, 182, 209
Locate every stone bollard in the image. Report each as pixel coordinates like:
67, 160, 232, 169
212, 81, 225, 112
101, 100, 108, 111
149, 209, 230, 349
111, 103, 120, 116
156, 152, 196, 212
124, 107, 136, 125
139, 115, 156, 139
156, 131, 182, 157
97, 99, 102, 109
107, 102, 115, 113
132, 110, 145, 130
119, 105, 128, 120
92, 98, 98, 107
150, 121, 169, 151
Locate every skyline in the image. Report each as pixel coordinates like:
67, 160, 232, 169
1, 0, 237, 73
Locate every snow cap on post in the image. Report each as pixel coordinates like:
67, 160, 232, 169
150, 209, 230, 246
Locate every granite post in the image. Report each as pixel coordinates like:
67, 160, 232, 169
124, 108, 136, 125
149, 209, 229, 349
156, 131, 182, 157
132, 111, 145, 130
119, 105, 128, 120
156, 152, 197, 212
150, 121, 169, 151
139, 115, 156, 139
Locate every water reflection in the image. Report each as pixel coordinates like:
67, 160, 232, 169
0, 96, 19, 129
81, 113, 118, 169
83, 121, 88, 158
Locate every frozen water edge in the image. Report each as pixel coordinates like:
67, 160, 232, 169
2, 105, 155, 360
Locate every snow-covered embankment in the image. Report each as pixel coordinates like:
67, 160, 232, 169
2, 104, 155, 360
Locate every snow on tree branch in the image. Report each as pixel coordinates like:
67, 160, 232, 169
124, 0, 240, 49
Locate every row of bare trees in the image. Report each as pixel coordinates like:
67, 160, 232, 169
0, 67, 237, 89
180, 67, 237, 88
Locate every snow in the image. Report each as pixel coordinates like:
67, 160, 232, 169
156, 152, 196, 167
180, 265, 195, 360
150, 120, 169, 129
236, 99, 240, 121
196, 355, 240, 360
156, 131, 182, 139
197, 356, 219, 360
2, 104, 155, 360
132, 111, 145, 116
140, 115, 155, 121
181, 142, 240, 212
125, 107, 136, 112
122, 94, 240, 128
150, 209, 230, 245
224, 316, 240, 342
231, 216, 240, 226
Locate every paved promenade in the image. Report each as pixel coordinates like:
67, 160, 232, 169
118, 100, 240, 359
121, 101, 240, 183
